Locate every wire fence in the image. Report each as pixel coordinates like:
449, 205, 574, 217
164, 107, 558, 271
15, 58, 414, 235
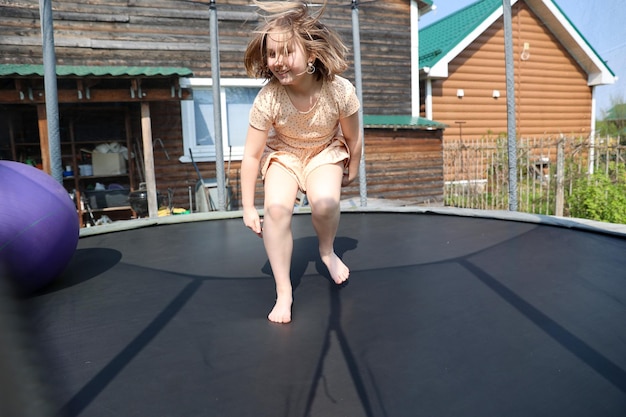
443, 135, 626, 218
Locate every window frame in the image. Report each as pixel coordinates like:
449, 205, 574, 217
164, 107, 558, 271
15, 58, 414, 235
179, 77, 266, 163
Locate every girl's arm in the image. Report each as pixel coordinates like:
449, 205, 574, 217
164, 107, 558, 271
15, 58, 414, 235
339, 111, 362, 186
241, 125, 268, 236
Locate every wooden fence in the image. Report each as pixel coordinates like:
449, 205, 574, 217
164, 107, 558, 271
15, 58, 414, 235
443, 135, 625, 217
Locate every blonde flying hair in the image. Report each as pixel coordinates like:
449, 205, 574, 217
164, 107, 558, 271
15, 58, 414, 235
244, 0, 349, 82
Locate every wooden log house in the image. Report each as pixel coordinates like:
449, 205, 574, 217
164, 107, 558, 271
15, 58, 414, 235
0, 0, 443, 224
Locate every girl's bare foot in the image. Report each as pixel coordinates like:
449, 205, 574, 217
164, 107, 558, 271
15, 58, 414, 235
268, 292, 293, 323
321, 252, 350, 284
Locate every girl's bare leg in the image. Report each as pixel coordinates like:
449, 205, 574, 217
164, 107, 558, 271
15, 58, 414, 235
263, 165, 299, 323
306, 163, 349, 284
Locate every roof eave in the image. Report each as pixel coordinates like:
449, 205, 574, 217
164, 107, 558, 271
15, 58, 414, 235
363, 115, 448, 130
588, 71, 617, 86
0, 64, 194, 78
525, 0, 615, 86
419, 0, 434, 16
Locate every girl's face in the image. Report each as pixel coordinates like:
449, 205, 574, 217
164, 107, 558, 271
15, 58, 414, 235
265, 29, 310, 85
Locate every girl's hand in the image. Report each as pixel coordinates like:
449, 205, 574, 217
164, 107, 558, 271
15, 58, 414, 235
341, 166, 359, 187
243, 207, 263, 238
342, 170, 357, 187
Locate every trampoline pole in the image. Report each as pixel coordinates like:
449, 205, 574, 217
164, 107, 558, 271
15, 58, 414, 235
503, 0, 518, 211
209, 0, 227, 211
39, 0, 63, 183
352, 0, 368, 207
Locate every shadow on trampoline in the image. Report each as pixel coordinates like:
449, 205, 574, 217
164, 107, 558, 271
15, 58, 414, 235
36, 248, 123, 295
59, 278, 204, 416
262, 236, 359, 289
58, 235, 360, 417
460, 259, 626, 395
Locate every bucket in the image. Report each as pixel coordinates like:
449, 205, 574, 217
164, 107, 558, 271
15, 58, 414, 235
79, 164, 93, 176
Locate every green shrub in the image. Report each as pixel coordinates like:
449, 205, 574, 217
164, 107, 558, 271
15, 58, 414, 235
567, 172, 626, 224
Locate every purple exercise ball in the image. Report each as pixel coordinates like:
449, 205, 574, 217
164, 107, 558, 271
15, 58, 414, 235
0, 161, 79, 294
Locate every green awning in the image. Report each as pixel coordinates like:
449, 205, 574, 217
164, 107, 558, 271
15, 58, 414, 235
0, 64, 193, 77
363, 115, 447, 130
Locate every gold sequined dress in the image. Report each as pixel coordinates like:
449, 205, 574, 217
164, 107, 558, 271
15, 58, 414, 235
249, 75, 360, 191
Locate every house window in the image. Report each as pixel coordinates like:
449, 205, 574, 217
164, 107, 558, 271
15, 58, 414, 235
179, 78, 265, 162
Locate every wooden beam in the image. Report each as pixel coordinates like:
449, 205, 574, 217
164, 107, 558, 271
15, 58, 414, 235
0, 88, 191, 104
36, 104, 50, 174
140, 102, 158, 218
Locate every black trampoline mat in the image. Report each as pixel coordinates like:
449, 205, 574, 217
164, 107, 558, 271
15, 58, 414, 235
26, 212, 626, 417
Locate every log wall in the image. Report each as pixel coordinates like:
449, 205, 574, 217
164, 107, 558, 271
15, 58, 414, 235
0, 0, 415, 115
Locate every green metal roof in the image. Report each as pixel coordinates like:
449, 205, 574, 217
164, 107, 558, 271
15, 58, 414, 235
363, 115, 447, 130
0, 64, 193, 77
419, 0, 501, 69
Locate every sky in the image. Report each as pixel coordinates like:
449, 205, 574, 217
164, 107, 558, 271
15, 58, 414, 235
419, 0, 626, 118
